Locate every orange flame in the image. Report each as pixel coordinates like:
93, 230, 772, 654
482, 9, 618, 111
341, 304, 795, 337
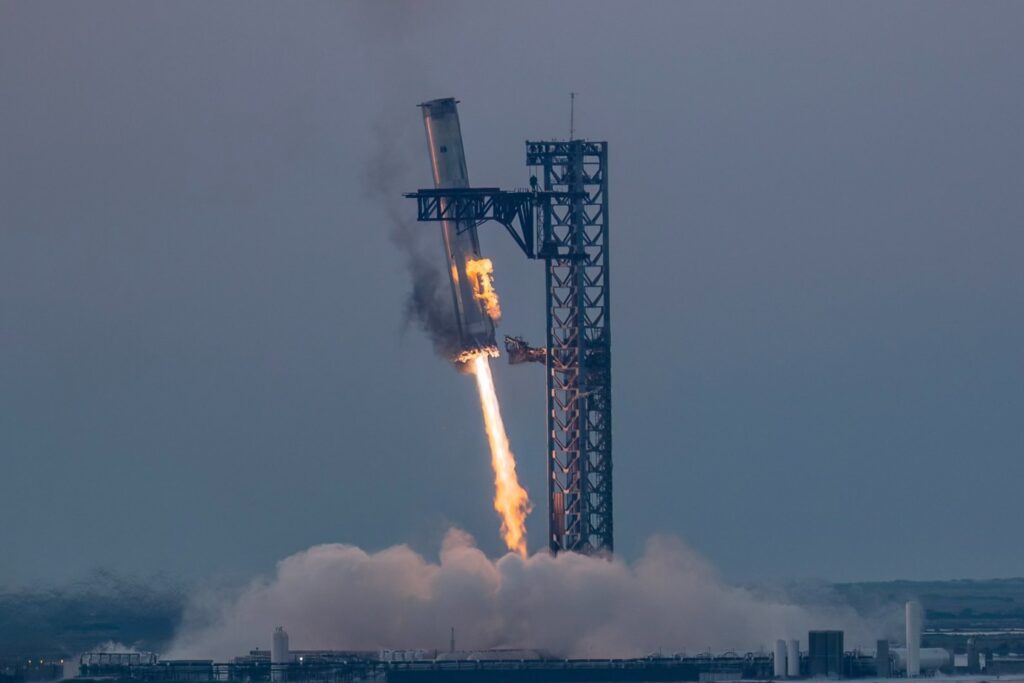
453, 345, 498, 365
468, 352, 531, 556
465, 258, 502, 321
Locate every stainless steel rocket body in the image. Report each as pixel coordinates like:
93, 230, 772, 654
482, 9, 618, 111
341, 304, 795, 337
419, 98, 497, 359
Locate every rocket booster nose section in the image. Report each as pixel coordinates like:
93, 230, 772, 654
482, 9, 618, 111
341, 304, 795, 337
420, 98, 470, 190
420, 98, 498, 361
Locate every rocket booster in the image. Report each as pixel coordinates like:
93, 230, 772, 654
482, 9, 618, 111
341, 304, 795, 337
419, 98, 498, 361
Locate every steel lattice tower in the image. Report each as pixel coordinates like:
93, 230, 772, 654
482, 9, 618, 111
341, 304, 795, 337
527, 140, 612, 555
406, 126, 613, 557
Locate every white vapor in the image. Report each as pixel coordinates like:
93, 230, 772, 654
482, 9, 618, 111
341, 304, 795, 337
168, 529, 887, 660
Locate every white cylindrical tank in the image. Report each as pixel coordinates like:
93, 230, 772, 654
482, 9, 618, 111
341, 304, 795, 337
774, 640, 787, 678
787, 639, 800, 677
906, 600, 923, 676
892, 647, 949, 673
272, 626, 290, 664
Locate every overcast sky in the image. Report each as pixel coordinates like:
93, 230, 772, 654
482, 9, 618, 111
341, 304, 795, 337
2, 1, 1022, 586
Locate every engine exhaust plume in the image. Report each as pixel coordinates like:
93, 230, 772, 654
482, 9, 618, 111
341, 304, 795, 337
468, 352, 531, 556
417, 98, 531, 553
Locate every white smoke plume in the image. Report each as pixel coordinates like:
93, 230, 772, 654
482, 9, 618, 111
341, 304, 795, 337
168, 529, 890, 660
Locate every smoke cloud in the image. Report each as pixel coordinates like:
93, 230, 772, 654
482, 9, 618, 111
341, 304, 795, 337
365, 116, 460, 359
167, 529, 890, 660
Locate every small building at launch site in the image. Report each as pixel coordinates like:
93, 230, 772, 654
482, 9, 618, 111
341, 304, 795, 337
808, 630, 844, 678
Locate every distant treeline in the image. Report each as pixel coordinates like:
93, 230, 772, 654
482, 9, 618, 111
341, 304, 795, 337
832, 578, 1024, 622
0, 569, 184, 659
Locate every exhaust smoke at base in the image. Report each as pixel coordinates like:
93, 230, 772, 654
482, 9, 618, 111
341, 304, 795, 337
166, 530, 886, 661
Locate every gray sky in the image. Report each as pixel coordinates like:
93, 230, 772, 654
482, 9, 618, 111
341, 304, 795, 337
2, 1, 1021, 586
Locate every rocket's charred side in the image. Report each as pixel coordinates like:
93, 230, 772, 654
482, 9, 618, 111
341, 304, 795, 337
419, 98, 498, 363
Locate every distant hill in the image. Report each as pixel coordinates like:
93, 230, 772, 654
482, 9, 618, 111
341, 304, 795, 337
0, 570, 184, 659
833, 578, 1024, 623
831, 578, 1024, 654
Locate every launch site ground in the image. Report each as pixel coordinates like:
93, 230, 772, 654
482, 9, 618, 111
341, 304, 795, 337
4, 579, 1024, 661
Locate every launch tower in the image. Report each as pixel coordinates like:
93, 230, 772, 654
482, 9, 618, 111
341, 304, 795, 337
527, 140, 612, 554
407, 105, 612, 555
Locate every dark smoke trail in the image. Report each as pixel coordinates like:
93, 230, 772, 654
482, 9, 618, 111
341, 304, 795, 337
365, 115, 459, 358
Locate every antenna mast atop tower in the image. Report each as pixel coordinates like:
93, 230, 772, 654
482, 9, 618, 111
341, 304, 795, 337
569, 92, 576, 140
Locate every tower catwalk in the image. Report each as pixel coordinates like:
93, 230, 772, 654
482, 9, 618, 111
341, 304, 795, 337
528, 140, 612, 555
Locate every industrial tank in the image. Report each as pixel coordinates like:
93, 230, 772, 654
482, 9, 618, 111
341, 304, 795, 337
892, 647, 950, 673
787, 640, 800, 677
271, 626, 289, 664
774, 640, 787, 677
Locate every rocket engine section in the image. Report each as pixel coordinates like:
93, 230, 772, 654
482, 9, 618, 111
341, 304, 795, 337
420, 98, 499, 363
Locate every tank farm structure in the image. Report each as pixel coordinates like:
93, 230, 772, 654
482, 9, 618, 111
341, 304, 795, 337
408, 97, 613, 554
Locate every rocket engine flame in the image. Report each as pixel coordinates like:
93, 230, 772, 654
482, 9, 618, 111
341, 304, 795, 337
453, 345, 498, 366
418, 98, 528, 555
465, 257, 502, 321
459, 260, 528, 554
468, 352, 532, 556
